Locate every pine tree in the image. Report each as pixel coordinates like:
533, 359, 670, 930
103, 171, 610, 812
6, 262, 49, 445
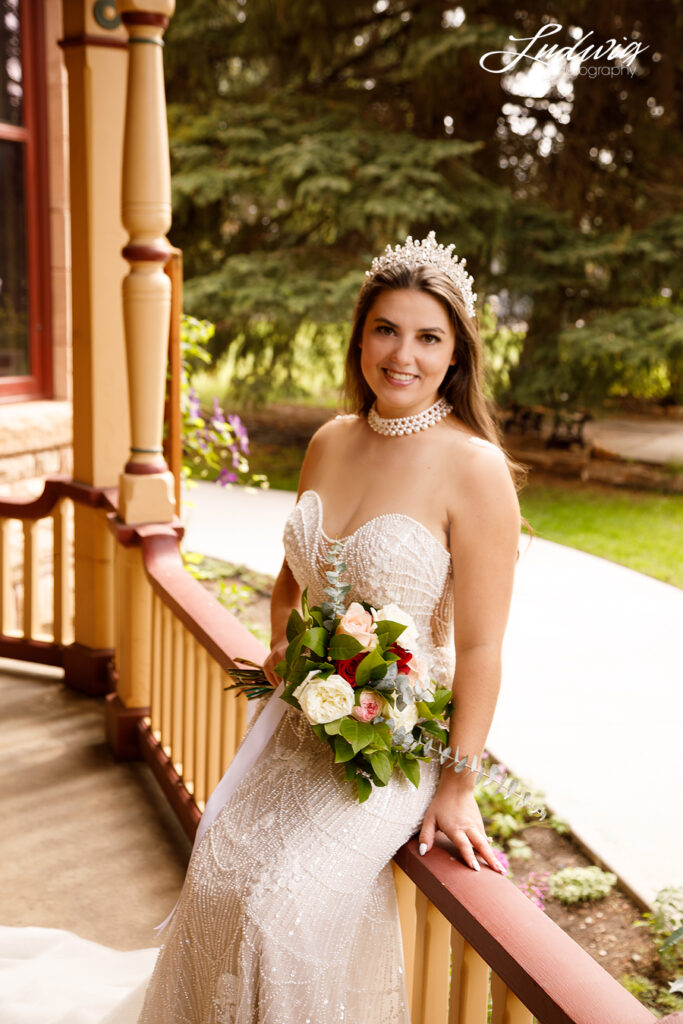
164, 0, 683, 406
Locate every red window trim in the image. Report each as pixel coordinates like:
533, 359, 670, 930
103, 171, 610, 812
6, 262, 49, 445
0, 0, 52, 402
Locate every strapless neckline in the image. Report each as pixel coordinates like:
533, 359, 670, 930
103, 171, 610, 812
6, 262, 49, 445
300, 489, 451, 563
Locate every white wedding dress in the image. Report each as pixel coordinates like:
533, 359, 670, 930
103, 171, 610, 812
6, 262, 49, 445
1, 488, 455, 1024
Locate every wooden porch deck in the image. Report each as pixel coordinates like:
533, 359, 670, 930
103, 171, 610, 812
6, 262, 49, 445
0, 658, 188, 951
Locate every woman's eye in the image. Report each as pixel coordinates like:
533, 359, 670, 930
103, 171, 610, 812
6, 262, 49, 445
422, 333, 440, 344
376, 324, 394, 336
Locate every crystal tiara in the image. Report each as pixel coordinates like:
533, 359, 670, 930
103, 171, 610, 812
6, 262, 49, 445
365, 230, 478, 319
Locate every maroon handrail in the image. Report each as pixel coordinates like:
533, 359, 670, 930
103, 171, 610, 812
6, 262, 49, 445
0, 476, 117, 519
395, 837, 658, 1024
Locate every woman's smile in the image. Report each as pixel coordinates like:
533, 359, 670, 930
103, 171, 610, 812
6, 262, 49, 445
382, 368, 419, 386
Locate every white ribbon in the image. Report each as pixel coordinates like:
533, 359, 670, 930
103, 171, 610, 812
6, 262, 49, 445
155, 680, 286, 934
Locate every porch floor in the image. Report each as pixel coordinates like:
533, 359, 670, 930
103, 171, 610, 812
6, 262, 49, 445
0, 658, 190, 951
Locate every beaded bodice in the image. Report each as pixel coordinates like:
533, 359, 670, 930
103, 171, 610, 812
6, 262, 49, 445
283, 489, 455, 688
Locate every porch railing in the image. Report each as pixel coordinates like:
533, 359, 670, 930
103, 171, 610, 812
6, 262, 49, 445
0, 477, 670, 1024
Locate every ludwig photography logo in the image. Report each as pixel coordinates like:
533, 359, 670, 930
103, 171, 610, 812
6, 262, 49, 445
480, 21, 649, 78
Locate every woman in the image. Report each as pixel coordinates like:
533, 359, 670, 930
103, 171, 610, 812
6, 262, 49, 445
136, 232, 526, 1024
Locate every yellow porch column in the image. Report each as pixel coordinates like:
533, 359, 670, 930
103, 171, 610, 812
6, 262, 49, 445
60, 2, 128, 690
116, 0, 176, 525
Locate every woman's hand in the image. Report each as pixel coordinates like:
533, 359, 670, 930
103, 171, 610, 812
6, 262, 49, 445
418, 785, 506, 874
262, 638, 289, 688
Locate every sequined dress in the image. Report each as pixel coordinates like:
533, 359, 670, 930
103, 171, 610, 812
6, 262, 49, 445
137, 489, 455, 1024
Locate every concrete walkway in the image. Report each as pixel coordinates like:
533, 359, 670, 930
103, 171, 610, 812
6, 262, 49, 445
182, 481, 683, 909
585, 415, 683, 465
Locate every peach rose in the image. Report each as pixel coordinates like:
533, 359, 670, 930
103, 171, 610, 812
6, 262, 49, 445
351, 690, 384, 723
408, 654, 434, 699
336, 602, 378, 652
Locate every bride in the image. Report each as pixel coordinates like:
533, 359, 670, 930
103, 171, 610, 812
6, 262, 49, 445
0, 233, 524, 1024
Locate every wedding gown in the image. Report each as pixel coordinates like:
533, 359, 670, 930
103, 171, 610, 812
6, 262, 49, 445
1, 487, 455, 1024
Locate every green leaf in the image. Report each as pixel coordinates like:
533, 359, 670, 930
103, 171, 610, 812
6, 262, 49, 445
285, 634, 304, 667
301, 626, 327, 657
301, 587, 310, 622
355, 775, 373, 803
420, 720, 449, 744
333, 735, 356, 763
323, 718, 344, 736
309, 607, 324, 627
366, 749, 392, 785
398, 754, 420, 788
428, 687, 454, 717
328, 634, 364, 660
355, 647, 388, 687
374, 620, 407, 647
310, 723, 326, 742
285, 607, 305, 643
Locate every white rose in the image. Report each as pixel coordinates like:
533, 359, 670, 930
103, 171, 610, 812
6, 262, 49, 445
385, 698, 418, 734
293, 671, 355, 725
373, 603, 420, 653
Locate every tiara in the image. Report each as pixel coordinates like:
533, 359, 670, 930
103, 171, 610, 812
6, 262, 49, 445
365, 230, 478, 319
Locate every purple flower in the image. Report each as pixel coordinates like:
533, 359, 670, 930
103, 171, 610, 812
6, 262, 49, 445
212, 396, 225, 423
217, 468, 238, 486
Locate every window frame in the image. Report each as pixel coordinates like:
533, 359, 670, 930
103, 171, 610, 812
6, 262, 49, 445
0, 0, 52, 401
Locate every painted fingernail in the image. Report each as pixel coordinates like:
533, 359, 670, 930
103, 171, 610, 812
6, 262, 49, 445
471, 859, 480, 871
419, 842, 427, 856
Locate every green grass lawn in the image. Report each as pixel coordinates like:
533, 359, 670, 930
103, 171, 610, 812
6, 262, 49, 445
243, 443, 682, 589
520, 477, 682, 589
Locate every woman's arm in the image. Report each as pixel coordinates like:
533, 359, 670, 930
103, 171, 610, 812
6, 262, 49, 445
419, 443, 521, 872
262, 557, 302, 685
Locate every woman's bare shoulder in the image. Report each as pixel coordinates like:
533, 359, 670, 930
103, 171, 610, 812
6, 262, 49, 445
308, 412, 362, 450
440, 424, 518, 516
297, 413, 363, 491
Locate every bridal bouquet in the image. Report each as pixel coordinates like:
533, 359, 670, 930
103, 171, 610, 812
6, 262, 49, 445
228, 541, 453, 802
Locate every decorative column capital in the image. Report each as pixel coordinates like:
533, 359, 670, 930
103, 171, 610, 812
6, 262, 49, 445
116, 0, 175, 21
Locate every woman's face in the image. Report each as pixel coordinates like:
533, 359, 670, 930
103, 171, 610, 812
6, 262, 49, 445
359, 288, 456, 418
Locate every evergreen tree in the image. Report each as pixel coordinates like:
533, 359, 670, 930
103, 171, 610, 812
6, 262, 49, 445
164, 0, 683, 406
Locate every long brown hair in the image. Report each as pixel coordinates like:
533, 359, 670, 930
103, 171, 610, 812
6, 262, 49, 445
343, 261, 531, 503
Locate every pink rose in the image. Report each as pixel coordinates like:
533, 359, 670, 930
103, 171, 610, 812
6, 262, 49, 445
351, 690, 384, 723
336, 602, 378, 652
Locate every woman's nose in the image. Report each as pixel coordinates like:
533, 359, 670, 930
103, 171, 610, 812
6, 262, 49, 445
389, 335, 414, 365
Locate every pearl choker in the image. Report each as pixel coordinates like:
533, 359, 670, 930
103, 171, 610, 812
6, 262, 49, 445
367, 396, 453, 436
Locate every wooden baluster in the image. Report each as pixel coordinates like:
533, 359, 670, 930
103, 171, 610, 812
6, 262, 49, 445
206, 660, 222, 799
193, 645, 208, 809
233, 685, 247, 755
170, 615, 184, 773
52, 499, 72, 645
160, 603, 172, 755
150, 593, 162, 739
221, 669, 236, 770
412, 890, 451, 1024
22, 520, 40, 639
0, 519, 13, 635
392, 863, 417, 1008
182, 632, 196, 794
490, 972, 533, 1024
450, 930, 491, 1024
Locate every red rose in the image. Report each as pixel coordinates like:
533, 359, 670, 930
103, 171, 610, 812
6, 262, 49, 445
335, 652, 366, 687
390, 643, 413, 675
